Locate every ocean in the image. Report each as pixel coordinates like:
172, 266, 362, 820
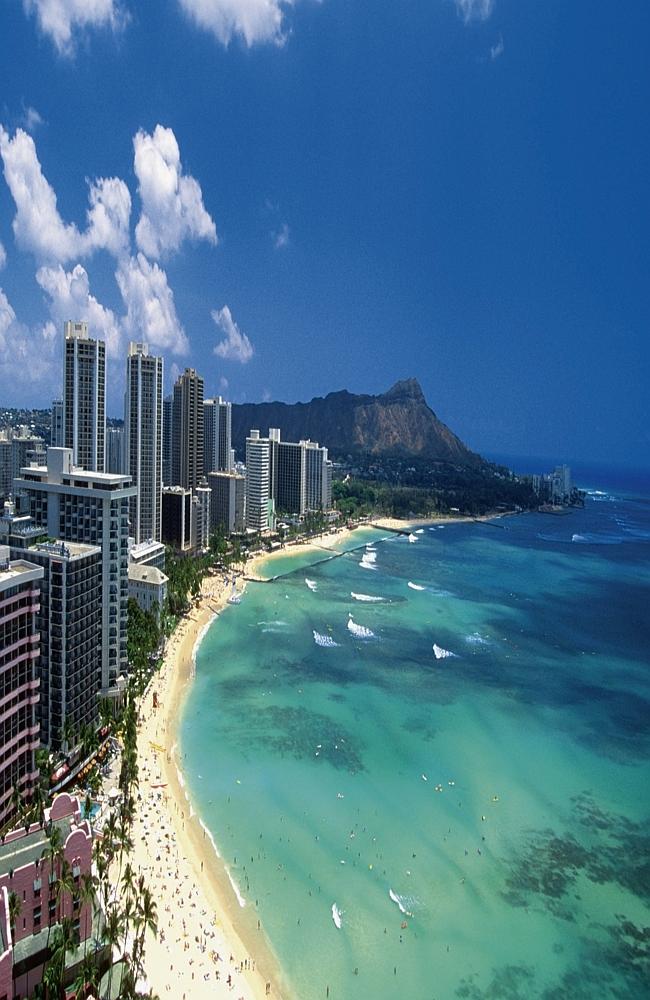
180, 479, 650, 1000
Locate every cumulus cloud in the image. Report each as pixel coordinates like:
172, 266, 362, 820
490, 33, 504, 59
178, 0, 291, 48
86, 176, 132, 258
133, 125, 217, 259
22, 0, 125, 56
212, 305, 253, 363
36, 262, 123, 356
273, 221, 290, 249
116, 253, 189, 355
0, 285, 59, 387
0, 242, 6, 270
455, 0, 494, 24
0, 126, 132, 263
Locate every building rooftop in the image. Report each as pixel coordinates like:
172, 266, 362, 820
0, 553, 43, 591
128, 564, 168, 586
0, 816, 73, 871
30, 539, 102, 560
129, 539, 165, 560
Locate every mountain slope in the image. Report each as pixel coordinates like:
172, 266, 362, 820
231, 378, 482, 466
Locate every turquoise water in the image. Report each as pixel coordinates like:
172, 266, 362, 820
181, 490, 650, 1000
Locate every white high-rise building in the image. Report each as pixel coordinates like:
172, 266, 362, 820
204, 397, 232, 474
245, 430, 274, 532
62, 321, 106, 472
14, 447, 136, 697
125, 343, 164, 543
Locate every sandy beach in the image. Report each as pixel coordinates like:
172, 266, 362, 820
134, 573, 289, 1000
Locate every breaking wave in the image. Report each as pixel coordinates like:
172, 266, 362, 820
433, 643, 457, 659
313, 631, 339, 648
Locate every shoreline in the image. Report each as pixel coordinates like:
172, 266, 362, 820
135, 511, 508, 997
135, 573, 290, 1000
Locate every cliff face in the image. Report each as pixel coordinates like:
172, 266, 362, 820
232, 378, 482, 466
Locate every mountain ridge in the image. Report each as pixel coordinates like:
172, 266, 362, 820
231, 378, 484, 467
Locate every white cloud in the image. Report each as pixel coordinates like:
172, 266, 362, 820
0, 285, 59, 387
0, 126, 132, 263
212, 305, 254, 363
490, 33, 504, 59
218, 375, 229, 393
178, 0, 291, 48
116, 252, 189, 355
133, 125, 217, 259
36, 262, 123, 357
22, 0, 125, 56
455, 0, 494, 25
0, 242, 6, 270
86, 176, 132, 259
0, 126, 84, 262
273, 221, 290, 249
23, 105, 44, 132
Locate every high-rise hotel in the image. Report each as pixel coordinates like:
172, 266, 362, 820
172, 368, 204, 490
62, 321, 106, 473
0, 547, 42, 828
125, 342, 164, 543
204, 396, 232, 474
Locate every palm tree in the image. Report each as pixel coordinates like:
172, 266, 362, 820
55, 857, 76, 924
71, 951, 99, 1000
78, 870, 98, 957
8, 889, 21, 980
41, 824, 64, 951
46, 916, 78, 999
103, 906, 124, 1000
132, 887, 157, 983
61, 715, 75, 755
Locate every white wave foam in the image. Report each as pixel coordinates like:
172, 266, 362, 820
305, 578, 318, 591
347, 616, 375, 639
313, 630, 339, 648
200, 819, 222, 858
359, 551, 378, 570
389, 889, 413, 916
351, 592, 385, 602
465, 632, 489, 645
408, 533, 417, 543
433, 643, 457, 659
225, 867, 246, 907
408, 581, 426, 591
175, 765, 185, 788
331, 903, 342, 928
415, 528, 424, 534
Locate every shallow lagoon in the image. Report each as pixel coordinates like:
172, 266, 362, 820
182, 492, 650, 999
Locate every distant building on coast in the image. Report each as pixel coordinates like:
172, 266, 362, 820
161, 486, 192, 551
208, 470, 245, 535
243, 428, 332, 533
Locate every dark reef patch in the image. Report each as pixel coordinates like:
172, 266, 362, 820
501, 794, 650, 918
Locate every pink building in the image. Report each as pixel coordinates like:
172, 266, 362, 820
0, 548, 42, 830
0, 793, 96, 1000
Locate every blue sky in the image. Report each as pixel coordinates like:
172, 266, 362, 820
0, 0, 648, 466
